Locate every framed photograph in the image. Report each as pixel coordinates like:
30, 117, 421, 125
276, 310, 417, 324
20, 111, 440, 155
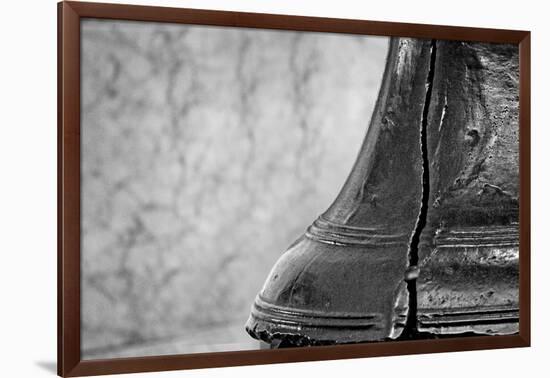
58, 1, 531, 376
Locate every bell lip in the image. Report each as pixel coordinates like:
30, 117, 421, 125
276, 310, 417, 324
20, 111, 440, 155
252, 296, 384, 327
417, 305, 519, 335
244, 296, 393, 345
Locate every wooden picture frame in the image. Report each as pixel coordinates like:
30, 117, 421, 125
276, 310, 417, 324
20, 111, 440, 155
58, 1, 531, 376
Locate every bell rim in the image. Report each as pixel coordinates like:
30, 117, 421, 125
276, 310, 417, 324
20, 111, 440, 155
244, 295, 395, 345
245, 315, 390, 347
417, 305, 519, 335
250, 296, 387, 328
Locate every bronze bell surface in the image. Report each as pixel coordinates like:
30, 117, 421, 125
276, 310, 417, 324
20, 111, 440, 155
245, 38, 434, 346
416, 41, 519, 335
245, 37, 520, 346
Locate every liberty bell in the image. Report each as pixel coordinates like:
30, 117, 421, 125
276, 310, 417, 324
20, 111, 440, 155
245, 37, 519, 347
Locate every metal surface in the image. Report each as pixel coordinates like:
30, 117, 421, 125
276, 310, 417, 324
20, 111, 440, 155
417, 41, 519, 335
246, 38, 433, 346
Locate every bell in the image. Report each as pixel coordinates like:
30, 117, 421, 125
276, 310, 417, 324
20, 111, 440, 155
416, 41, 519, 335
246, 37, 520, 347
245, 38, 435, 346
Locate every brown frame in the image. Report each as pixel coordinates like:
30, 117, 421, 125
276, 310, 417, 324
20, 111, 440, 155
58, 1, 531, 376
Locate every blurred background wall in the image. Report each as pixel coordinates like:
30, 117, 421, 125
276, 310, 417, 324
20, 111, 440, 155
80, 19, 388, 359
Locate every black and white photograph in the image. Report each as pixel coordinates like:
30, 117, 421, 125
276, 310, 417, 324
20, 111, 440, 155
80, 18, 520, 358
6, 0, 550, 377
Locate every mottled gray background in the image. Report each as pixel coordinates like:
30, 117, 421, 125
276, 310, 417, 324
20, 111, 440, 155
81, 19, 388, 359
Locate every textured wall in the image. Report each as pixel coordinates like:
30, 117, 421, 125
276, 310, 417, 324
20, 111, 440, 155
80, 19, 388, 358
